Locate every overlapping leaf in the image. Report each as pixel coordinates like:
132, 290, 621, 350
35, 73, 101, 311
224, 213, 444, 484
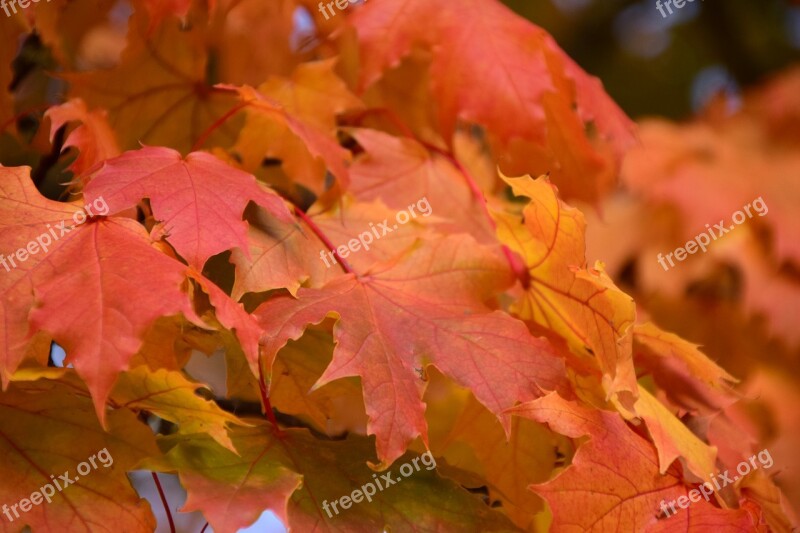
493, 174, 638, 404
633, 386, 718, 481
223, 83, 352, 191
349, 128, 495, 242
424, 371, 567, 530
255, 235, 567, 464
0, 166, 262, 422
349, 0, 635, 203
269, 326, 367, 436
634, 322, 738, 414
27, 217, 201, 420
256, 59, 363, 132
111, 366, 249, 453
0, 379, 160, 533
230, 196, 430, 298
0, 167, 80, 382
509, 392, 761, 532
45, 98, 120, 176
64, 6, 238, 153
0, 0, 793, 530
188, 270, 263, 373
147, 424, 519, 533
83, 146, 291, 270
229, 204, 333, 299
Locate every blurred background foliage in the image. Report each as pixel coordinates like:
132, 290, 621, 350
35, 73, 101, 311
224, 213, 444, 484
504, 0, 800, 119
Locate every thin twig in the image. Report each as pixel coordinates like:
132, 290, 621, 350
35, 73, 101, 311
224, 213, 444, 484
151, 472, 176, 533
258, 354, 286, 437
190, 101, 249, 152
293, 205, 353, 275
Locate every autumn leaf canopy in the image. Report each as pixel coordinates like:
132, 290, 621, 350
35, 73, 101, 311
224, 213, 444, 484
0, 0, 796, 532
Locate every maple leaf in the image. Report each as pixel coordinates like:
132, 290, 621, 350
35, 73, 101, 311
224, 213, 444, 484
147, 424, 520, 533
633, 386, 718, 482
127, 316, 201, 371
1, 0, 795, 530
348, 0, 635, 203
255, 235, 567, 464
508, 392, 761, 532
356, 50, 444, 145
0, 164, 232, 419
634, 322, 739, 413
552, 42, 638, 162
229, 203, 334, 299
207, 0, 306, 85
224, 59, 361, 192
230, 196, 429, 299
27, 217, 202, 420
0, 167, 80, 382
256, 59, 363, 133
348, 128, 496, 242
493, 174, 638, 404
351, 0, 551, 143
498, 90, 617, 205
83, 146, 291, 270
222, 83, 352, 192
44, 98, 121, 176
148, 427, 301, 533
424, 370, 568, 530
111, 366, 250, 453
269, 326, 367, 436
188, 269, 264, 381
0, 379, 160, 532
627, 323, 742, 481
309, 197, 433, 271
64, 6, 239, 153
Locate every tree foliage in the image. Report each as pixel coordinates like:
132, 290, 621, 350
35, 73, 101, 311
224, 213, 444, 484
0, 0, 795, 531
